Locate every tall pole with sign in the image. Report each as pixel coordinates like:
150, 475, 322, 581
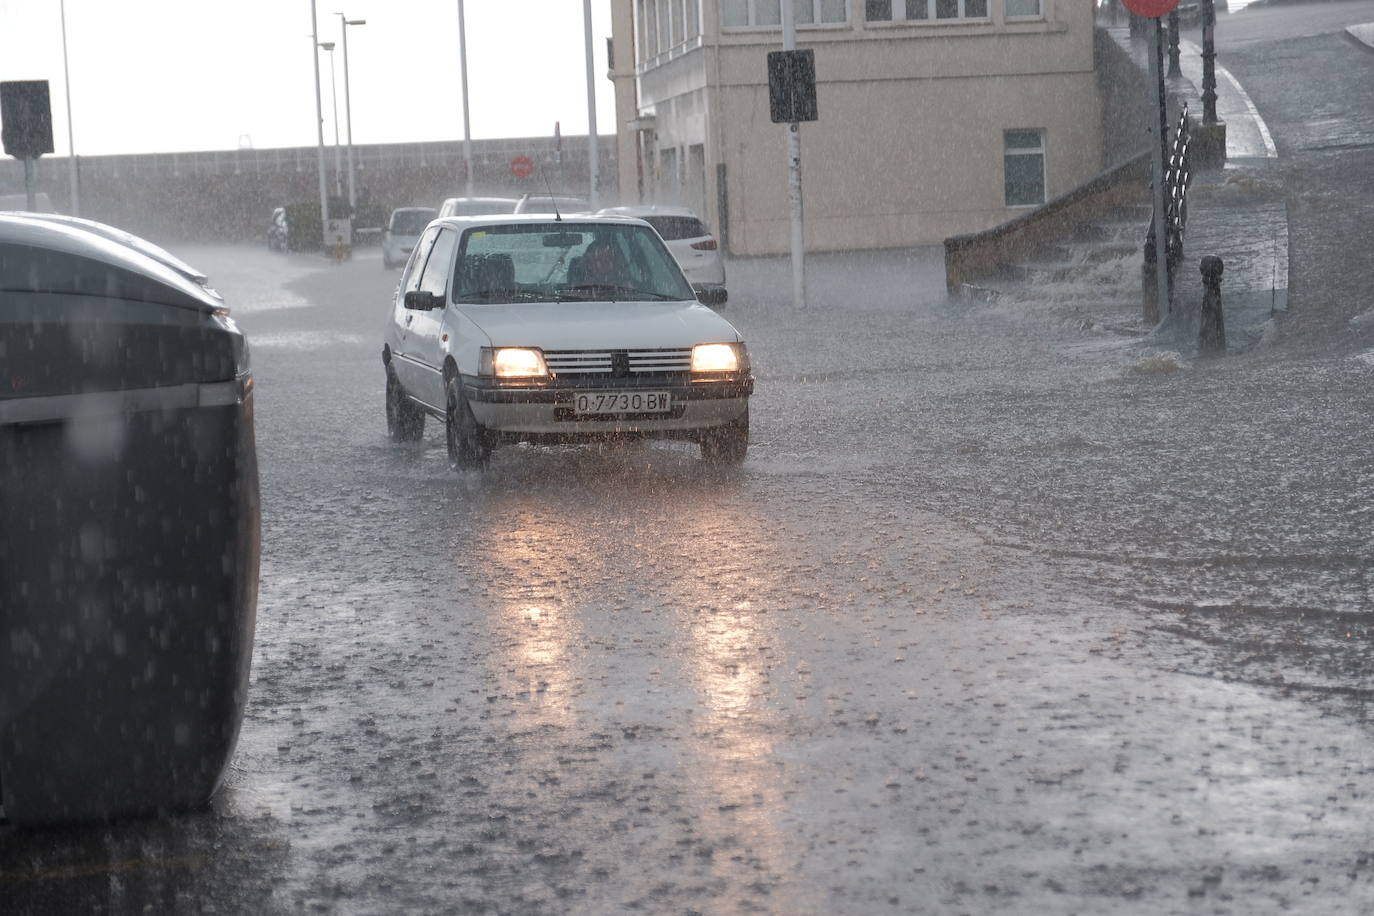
769, 0, 816, 310
1122, 0, 1179, 323
1, 81, 55, 211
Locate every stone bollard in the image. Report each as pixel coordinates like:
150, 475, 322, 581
1199, 256, 1226, 355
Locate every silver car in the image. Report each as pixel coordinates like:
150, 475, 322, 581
381, 214, 752, 470
382, 206, 439, 270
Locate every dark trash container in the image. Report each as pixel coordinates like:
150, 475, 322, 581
0, 216, 260, 825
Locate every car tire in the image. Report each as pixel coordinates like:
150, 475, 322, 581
385, 367, 425, 441
700, 406, 748, 465
446, 375, 491, 470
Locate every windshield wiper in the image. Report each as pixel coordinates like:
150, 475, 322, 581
454, 289, 553, 303
557, 284, 679, 302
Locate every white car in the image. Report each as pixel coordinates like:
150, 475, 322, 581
512, 193, 591, 215
381, 215, 753, 469
437, 196, 519, 219
597, 205, 727, 306
382, 206, 438, 269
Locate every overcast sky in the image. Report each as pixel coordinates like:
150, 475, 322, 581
0, 0, 616, 157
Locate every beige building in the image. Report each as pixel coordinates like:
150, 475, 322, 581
609, 0, 1104, 255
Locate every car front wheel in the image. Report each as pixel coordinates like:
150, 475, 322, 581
446, 375, 491, 470
385, 367, 425, 441
700, 407, 748, 465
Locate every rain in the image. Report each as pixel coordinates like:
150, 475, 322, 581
3, 1, 1374, 913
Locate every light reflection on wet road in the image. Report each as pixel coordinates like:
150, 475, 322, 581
3, 235, 1372, 913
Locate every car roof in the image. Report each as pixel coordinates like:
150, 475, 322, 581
434, 213, 651, 229
392, 206, 438, 213
596, 205, 701, 219
6, 211, 211, 286
0, 215, 223, 313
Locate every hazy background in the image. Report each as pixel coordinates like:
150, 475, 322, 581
0, 0, 617, 156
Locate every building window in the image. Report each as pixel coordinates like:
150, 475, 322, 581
723, 0, 847, 27
687, 0, 701, 37
641, 0, 659, 59
1004, 129, 1045, 207
1005, 0, 1041, 17
866, 0, 987, 19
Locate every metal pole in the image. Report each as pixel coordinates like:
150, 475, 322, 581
1201, 0, 1218, 125
1167, 10, 1182, 78
311, 1, 330, 240
59, 0, 79, 216
339, 14, 359, 213
583, 0, 600, 209
327, 49, 343, 199
1149, 18, 1170, 319
458, 0, 473, 197
23, 159, 36, 211
782, 0, 806, 310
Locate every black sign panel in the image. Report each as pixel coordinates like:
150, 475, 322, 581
767, 49, 817, 124
1, 81, 55, 159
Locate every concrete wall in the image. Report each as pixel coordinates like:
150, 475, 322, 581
0, 136, 618, 243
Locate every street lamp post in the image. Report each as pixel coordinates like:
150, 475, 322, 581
310, 1, 329, 242
59, 0, 79, 216
583, 0, 599, 209
457, 0, 473, 197
336, 14, 366, 214
318, 41, 343, 200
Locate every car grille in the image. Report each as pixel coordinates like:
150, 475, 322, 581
543, 348, 692, 377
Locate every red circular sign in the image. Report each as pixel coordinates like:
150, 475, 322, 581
1120, 0, 1179, 17
510, 155, 534, 179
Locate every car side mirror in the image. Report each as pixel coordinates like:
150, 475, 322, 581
404, 290, 442, 311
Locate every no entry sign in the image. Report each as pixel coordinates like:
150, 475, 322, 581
510, 155, 534, 179
1120, 0, 1179, 17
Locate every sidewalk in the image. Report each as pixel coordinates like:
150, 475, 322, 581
1104, 25, 1290, 356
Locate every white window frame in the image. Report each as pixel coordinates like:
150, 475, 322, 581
1003, 128, 1046, 208
863, 0, 989, 21
722, 0, 850, 29
639, 0, 705, 70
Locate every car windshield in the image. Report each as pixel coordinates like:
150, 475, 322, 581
453, 221, 695, 303
389, 209, 436, 234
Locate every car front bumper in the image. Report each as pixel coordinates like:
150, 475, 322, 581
464, 375, 751, 438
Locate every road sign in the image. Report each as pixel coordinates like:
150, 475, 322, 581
1120, 0, 1179, 17
510, 155, 534, 178
1, 81, 54, 159
767, 49, 818, 124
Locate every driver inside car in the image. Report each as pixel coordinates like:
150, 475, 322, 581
569, 237, 631, 288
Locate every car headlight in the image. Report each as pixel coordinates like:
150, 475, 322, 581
691, 342, 745, 374
482, 347, 549, 378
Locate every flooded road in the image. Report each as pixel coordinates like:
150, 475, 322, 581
4, 234, 1370, 913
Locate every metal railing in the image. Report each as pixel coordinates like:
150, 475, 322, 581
1144, 103, 1193, 310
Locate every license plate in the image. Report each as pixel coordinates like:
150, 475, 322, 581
572, 391, 672, 415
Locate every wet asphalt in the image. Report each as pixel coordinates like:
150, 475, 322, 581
5, 7, 1374, 913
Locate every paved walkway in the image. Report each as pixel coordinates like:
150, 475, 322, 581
1104, 25, 1290, 357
